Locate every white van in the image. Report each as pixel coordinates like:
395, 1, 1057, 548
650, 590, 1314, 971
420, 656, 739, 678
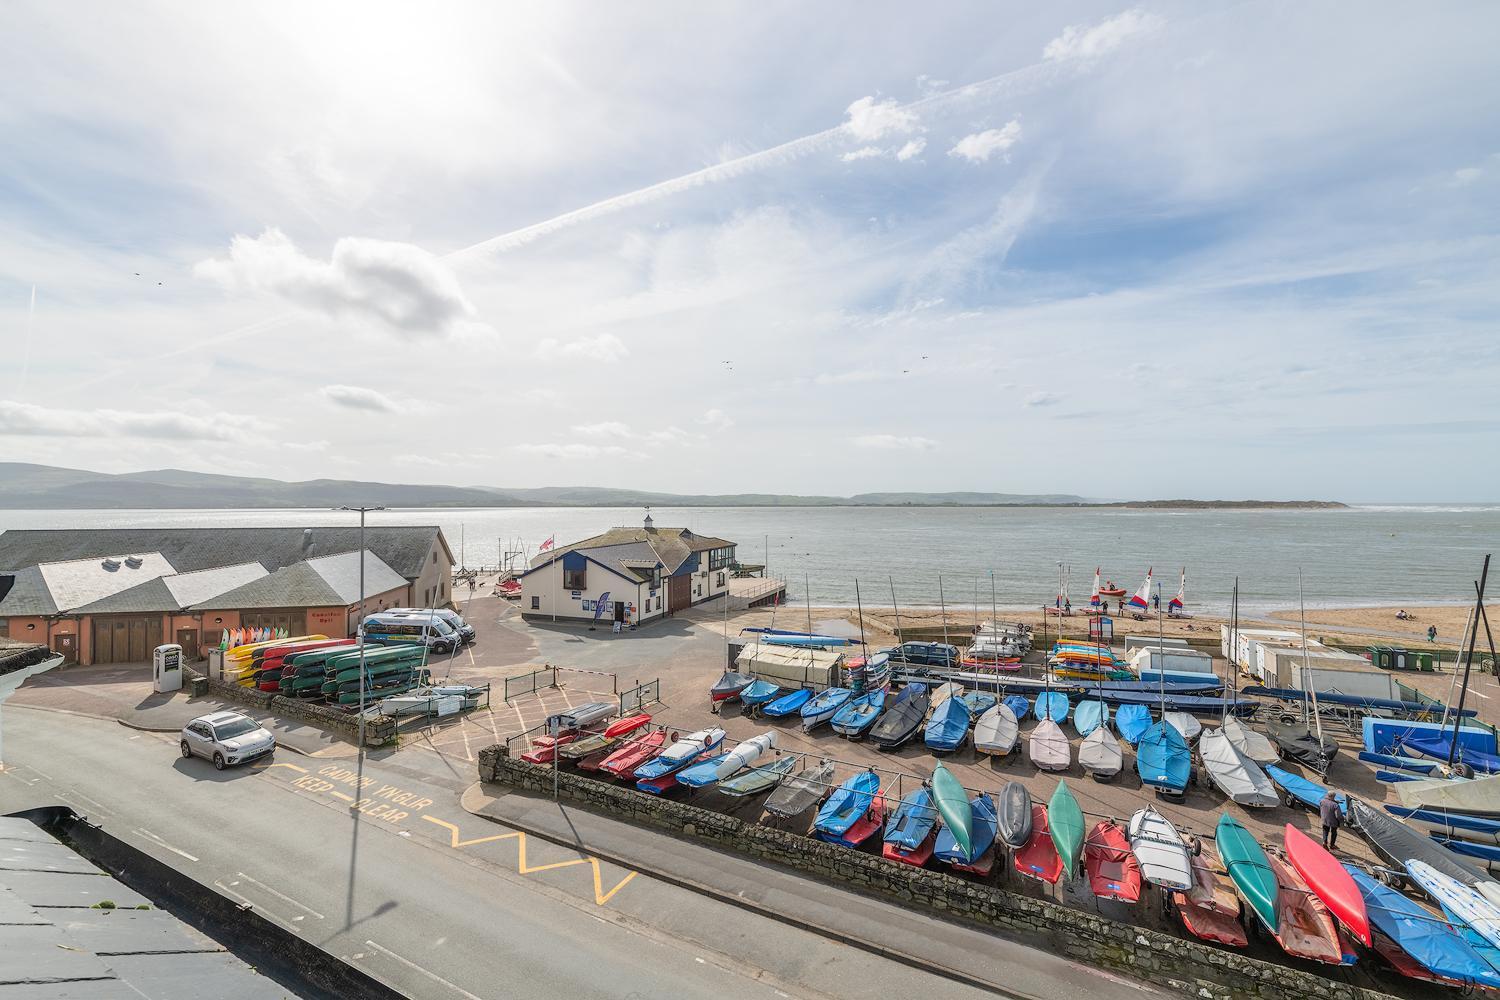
386, 608, 475, 644
361, 613, 460, 654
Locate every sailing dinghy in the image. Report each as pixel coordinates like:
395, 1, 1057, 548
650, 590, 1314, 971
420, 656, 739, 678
1163, 711, 1201, 743
677, 731, 777, 787
1079, 727, 1124, 780
1198, 728, 1277, 807
1137, 721, 1191, 795
883, 787, 939, 866
1029, 719, 1072, 771
1128, 807, 1192, 891
1085, 821, 1142, 903
973, 704, 1019, 756
1115, 704, 1153, 745
764, 759, 836, 818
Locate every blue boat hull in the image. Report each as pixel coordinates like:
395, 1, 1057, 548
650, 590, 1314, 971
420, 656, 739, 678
739, 680, 781, 706
1115, 704, 1152, 745
1388, 804, 1500, 841
1401, 735, 1500, 775
831, 691, 885, 736
1358, 750, 1440, 775
1136, 722, 1190, 793
1266, 764, 1347, 817
801, 689, 853, 730
1002, 695, 1030, 721
762, 688, 813, 717
1073, 699, 1107, 737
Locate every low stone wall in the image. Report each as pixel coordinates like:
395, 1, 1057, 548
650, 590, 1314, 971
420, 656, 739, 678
479, 747, 1394, 1000
0, 642, 53, 676
201, 675, 395, 746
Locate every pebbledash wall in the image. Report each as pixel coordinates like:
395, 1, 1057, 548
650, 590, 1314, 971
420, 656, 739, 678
478, 748, 1398, 1000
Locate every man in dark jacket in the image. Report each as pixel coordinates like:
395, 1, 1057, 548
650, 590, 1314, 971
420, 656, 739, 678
1320, 790, 1343, 849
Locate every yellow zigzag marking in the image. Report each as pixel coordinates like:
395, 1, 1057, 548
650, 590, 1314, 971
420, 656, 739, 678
422, 817, 636, 905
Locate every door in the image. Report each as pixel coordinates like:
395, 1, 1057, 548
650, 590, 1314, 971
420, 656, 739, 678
613, 601, 625, 622
177, 628, 199, 660
667, 575, 692, 614
185, 721, 214, 758
52, 632, 77, 662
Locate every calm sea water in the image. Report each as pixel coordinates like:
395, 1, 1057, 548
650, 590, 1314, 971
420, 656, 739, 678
3, 505, 1497, 615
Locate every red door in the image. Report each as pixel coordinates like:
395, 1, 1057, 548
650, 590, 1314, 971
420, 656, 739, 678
667, 575, 692, 614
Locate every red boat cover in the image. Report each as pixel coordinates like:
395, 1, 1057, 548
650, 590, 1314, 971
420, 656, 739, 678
1284, 824, 1371, 947
603, 713, 652, 739
599, 731, 667, 778
1014, 804, 1064, 885
1084, 821, 1142, 902
1172, 849, 1247, 947
1268, 854, 1344, 965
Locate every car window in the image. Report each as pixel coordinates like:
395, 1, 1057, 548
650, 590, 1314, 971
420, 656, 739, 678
431, 619, 455, 635
189, 723, 207, 737
213, 719, 258, 739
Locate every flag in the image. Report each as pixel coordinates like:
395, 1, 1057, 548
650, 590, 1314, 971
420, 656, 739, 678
593, 591, 612, 622
539, 535, 555, 552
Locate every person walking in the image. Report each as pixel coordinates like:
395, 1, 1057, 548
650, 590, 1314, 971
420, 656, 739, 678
1320, 790, 1343, 850
1428, 624, 1438, 643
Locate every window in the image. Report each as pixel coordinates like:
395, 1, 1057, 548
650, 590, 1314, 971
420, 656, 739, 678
563, 567, 586, 590
717, 572, 726, 587
708, 546, 734, 571
213, 719, 258, 740
531, 596, 540, 610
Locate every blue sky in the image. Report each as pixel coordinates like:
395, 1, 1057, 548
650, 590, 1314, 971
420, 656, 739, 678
2, 2, 1497, 500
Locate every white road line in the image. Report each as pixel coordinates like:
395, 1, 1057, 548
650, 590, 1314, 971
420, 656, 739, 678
215, 880, 296, 930
363, 939, 484, 1000
26, 763, 55, 781
235, 871, 325, 920
68, 788, 110, 812
135, 828, 199, 862
57, 789, 113, 817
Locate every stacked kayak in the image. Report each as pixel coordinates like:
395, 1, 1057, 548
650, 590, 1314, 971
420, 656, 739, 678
323, 646, 428, 704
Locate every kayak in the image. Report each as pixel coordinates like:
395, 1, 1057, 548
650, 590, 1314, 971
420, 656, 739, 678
1049, 780, 1085, 879
1173, 846, 1247, 947
1345, 863, 1500, 989
1217, 813, 1278, 933
1284, 824, 1369, 947
1266, 765, 1347, 817
1266, 853, 1352, 965
1128, 807, 1192, 891
1014, 804, 1064, 885
1115, 704, 1153, 745
931, 763, 972, 859
717, 755, 797, 797
1085, 820, 1142, 903
1137, 721, 1191, 794
761, 688, 814, 718
996, 782, 1032, 850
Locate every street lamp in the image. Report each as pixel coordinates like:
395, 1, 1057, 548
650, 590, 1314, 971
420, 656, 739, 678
335, 505, 385, 748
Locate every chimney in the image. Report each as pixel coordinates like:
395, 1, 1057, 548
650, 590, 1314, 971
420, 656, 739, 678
643, 506, 654, 532
302, 528, 315, 557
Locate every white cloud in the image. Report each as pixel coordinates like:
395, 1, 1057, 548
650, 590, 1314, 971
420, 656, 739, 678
700, 408, 734, 430
896, 138, 927, 162
194, 228, 476, 338
814, 369, 904, 385
533, 332, 629, 363
843, 96, 921, 142
0, 401, 267, 441
1026, 391, 1061, 407
513, 442, 644, 460
949, 121, 1022, 164
841, 146, 883, 162
571, 420, 632, 437
1043, 8, 1164, 62
1452, 166, 1483, 186
853, 434, 939, 450
320, 384, 407, 413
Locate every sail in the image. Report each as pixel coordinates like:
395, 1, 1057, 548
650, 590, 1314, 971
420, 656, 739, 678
1090, 568, 1102, 608
1169, 569, 1186, 612
1128, 568, 1153, 610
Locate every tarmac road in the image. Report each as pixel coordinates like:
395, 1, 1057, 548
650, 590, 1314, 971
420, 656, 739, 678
0, 706, 1076, 1000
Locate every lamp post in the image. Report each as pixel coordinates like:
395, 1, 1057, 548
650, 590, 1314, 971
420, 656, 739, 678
335, 505, 386, 748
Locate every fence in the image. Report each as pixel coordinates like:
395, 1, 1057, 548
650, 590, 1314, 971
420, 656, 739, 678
619, 678, 661, 716
503, 666, 556, 702
557, 666, 618, 695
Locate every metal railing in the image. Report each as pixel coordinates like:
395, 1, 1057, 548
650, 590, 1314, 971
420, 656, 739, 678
619, 678, 661, 715
557, 666, 618, 695
503, 666, 557, 702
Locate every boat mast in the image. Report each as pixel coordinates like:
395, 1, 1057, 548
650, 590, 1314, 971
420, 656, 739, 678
888, 575, 904, 651
939, 574, 950, 649
1438, 603, 1474, 731
1298, 570, 1328, 767
1224, 578, 1238, 725
854, 579, 869, 690
1448, 554, 1492, 768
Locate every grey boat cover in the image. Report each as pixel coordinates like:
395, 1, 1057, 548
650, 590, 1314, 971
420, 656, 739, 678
1079, 727, 1123, 778
1397, 772, 1500, 817
1350, 798, 1490, 889
1164, 711, 1201, 742
1198, 729, 1278, 807
997, 781, 1033, 848
764, 760, 836, 818
1029, 719, 1071, 771
1223, 714, 1279, 766
974, 704, 1019, 754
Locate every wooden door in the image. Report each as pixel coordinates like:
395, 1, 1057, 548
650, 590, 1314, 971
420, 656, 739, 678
127, 619, 148, 662
177, 628, 199, 659
668, 575, 692, 614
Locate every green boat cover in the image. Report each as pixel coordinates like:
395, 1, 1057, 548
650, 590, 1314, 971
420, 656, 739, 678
1216, 813, 1279, 932
1048, 779, 1085, 877
932, 763, 972, 859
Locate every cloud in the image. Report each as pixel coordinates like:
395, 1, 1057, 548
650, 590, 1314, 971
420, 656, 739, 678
853, 434, 939, 450
194, 228, 476, 338
814, 369, 905, 385
1025, 391, 1061, 407
571, 420, 632, 437
1043, 7, 1164, 62
842, 96, 921, 142
896, 138, 927, 162
949, 121, 1022, 163
841, 146, 883, 162
320, 384, 407, 413
513, 442, 645, 460
569, 422, 698, 446
533, 333, 629, 363
0, 401, 266, 441
1452, 166, 1483, 186
700, 408, 734, 430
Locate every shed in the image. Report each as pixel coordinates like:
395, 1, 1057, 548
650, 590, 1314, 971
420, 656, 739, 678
734, 642, 841, 689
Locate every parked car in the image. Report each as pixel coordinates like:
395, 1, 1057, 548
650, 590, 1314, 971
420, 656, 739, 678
361, 612, 461, 654
886, 641, 961, 669
386, 607, 476, 644
180, 711, 275, 770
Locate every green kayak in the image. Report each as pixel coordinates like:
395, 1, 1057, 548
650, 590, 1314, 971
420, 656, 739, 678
931, 763, 972, 859
325, 646, 426, 673
1048, 779, 1084, 878
719, 756, 798, 796
1216, 813, 1278, 933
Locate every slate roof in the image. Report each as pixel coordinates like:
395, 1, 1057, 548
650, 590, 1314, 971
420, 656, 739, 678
0, 566, 57, 616
34, 552, 176, 613
530, 526, 734, 575
0, 526, 448, 581
69, 577, 179, 615
201, 550, 405, 609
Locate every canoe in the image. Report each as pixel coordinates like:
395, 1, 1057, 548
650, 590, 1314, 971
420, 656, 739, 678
599, 730, 667, 779
1223, 715, 1279, 765
1217, 813, 1278, 933
1028, 719, 1071, 771
1128, 807, 1192, 891
1073, 699, 1108, 737
1387, 804, 1500, 843
1285, 824, 1370, 946
1406, 860, 1500, 951
1350, 799, 1491, 889
830, 689, 887, 737
973, 704, 1019, 755
1163, 711, 1201, 743
764, 759, 836, 818
1345, 863, 1500, 989
813, 771, 881, 842
1091, 679, 1224, 695
1115, 704, 1153, 745
1002, 694, 1031, 723
997, 782, 1032, 849
1434, 837, 1500, 873
800, 687, 854, 730
677, 732, 777, 787
935, 793, 997, 873
883, 787, 939, 855
739, 679, 782, 707
761, 688, 814, 717
1079, 727, 1124, 780
1266, 765, 1348, 817
924, 697, 972, 753
1049, 780, 1085, 879
1085, 820, 1142, 902
1401, 735, 1500, 775
869, 684, 930, 748
1014, 804, 1064, 884
1265, 717, 1339, 772
718, 755, 797, 797
1137, 722, 1191, 794
931, 763, 972, 859
1198, 729, 1278, 807
1358, 750, 1442, 776
633, 728, 725, 780
1266, 853, 1351, 965
1034, 691, 1069, 723
1173, 847, 1247, 947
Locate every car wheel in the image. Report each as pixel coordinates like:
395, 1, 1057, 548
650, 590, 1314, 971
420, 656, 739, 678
213, 752, 226, 771
180, 740, 192, 759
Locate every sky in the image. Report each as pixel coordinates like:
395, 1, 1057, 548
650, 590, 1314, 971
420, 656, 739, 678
2, 1, 1498, 502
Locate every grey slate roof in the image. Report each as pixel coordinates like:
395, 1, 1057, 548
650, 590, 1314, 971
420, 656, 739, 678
69, 576, 179, 615
0, 526, 448, 581
0, 565, 57, 616
530, 526, 734, 575
200, 550, 406, 609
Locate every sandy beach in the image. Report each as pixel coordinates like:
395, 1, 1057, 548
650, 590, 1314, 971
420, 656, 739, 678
1267, 605, 1485, 646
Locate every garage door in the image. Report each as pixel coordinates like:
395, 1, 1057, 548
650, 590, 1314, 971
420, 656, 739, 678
240, 610, 307, 637
667, 575, 692, 614
92, 616, 162, 664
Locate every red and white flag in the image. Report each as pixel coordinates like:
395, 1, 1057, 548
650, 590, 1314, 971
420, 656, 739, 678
538, 534, 555, 552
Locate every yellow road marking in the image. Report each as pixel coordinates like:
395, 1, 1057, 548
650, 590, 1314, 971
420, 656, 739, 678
259, 762, 309, 773
421, 817, 637, 906
593, 866, 637, 905
516, 834, 589, 874
331, 791, 354, 802
423, 815, 520, 849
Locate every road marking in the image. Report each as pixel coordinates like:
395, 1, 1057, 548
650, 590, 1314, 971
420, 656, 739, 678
423, 816, 519, 849
331, 791, 354, 803
215, 879, 296, 930
68, 788, 110, 812
592, 865, 637, 906
259, 761, 309, 773
422, 818, 638, 905
235, 871, 325, 920
57, 789, 113, 817
27, 764, 55, 781
135, 828, 199, 862
363, 939, 483, 1000
515, 835, 590, 875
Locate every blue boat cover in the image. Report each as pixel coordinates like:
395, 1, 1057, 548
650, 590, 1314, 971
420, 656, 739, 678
762, 634, 854, 648
1388, 804, 1500, 836
1400, 735, 1500, 775
1358, 750, 1440, 774
1073, 699, 1108, 737
1034, 691, 1069, 723
800, 687, 853, 725
1244, 686, 1476, 719
1098, 690, 1259, 715
1115, 704, 1153, 745
1089, 680, 1223, 694
925, 697, 972, 752
1361, 717, 1493, 755
831, 690, 886, 735
1434, 836, 1500, 864
883, 787, 937, 850
1266, 764, 1347, 817
1345, 864, 1500, 988
1002, 695, 1031, 721
761, 688, 813, 717
934, 793, 997, 865
1136, 721, 1190, 792
675, 753, 734, 788
960, 691, 997, 715
814, 771, 879, 838
739, 679, 781, 706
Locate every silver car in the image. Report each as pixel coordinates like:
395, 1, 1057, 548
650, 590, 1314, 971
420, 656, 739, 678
180, 711, 275, 770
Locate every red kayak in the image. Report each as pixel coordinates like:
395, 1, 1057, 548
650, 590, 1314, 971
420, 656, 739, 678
1014, 804, 1064, 885
603, 713, 652, 739
1284, 824, 1371, 947
1267, 853, 1353, 965
1172, 848, 1247, 947
520, 732, 577, 764
599, 730, 667, 779
1084, 821, 1141, 903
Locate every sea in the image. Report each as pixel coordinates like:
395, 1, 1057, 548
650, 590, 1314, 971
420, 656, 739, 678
3, 505, 1497, 616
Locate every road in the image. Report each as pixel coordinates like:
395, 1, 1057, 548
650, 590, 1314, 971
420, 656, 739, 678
0, 706, 1043, 1000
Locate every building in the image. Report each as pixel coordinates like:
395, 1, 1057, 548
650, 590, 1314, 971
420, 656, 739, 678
0, 526, 454, 664
519, 513, 735, 626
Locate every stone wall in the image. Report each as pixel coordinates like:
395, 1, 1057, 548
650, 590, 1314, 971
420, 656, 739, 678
479, 747, 1396, 1000
200, 674, 395, 746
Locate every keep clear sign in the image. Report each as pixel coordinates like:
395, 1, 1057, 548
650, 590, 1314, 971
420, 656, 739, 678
293, 764, 435, 825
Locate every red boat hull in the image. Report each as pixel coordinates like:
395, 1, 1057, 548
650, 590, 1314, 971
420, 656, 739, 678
1284, 823, 1371, 947
599, 732, 667, 779
882, 831, 935, 867
951, 845, 995, 877
1084, 821, 1142, 903
1014, 804, 1063, 885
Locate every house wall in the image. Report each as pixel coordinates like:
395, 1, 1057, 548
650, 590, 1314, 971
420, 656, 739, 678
521, 560, 649, 625
410, 536, 455, 610
343, 584, 411, 635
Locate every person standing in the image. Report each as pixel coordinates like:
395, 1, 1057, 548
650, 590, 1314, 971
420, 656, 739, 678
1320, 790, 1343, 849
1428, 624, 1438, 643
